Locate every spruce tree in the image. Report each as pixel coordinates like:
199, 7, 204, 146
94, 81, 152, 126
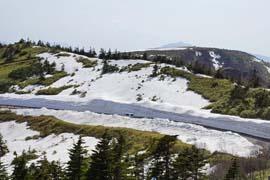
0, 133, 8, 157
134, 153, 146, 180
11, 152, 29, 180
151, 64, 159, 77
172, 147, 192, 180
88, 133, 113, 180
106, 49, 112, 60
0, 160, 8, 180
99, 48, 106, 59
148, 135, 177, 180
50, 161, 65, 180
143, 52, 148, 60
225, 158, 242, 180
33, 156, 54, 180
111, 134, 129, 180
66, 136, 87, 180
188, 145, 208, 180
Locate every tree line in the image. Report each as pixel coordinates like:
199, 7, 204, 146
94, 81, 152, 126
0, 133, 213, 180
1, 130, 269, 179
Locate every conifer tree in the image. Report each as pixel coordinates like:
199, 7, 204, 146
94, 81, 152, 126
11, 152, 29, 180
188, 145, 208, 180
33, 156, 56, 180
66, 136, 87, 180
134, 153, 146, 180
249, 69, 260, 88
151, 64, 159, 77
143, 52, 148, 60
88, 133, 113, 180
0, 160, 8, 180
106, 49, 112, 60
0, 133, 8, 157
172, 147, 192, 180
148, 135, 177, 180
214, 68, 223, 79
50, 161, 65, 180
225, 158, 242, 180
99, 48, 106, 59
111, 134, 130, 180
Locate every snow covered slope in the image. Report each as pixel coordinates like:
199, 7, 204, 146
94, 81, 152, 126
13, 108, 261, 157
0, 121, 99, 173
3, 52, 209, 110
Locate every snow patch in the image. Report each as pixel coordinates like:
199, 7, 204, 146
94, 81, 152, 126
0, 121, 99, 173
209, 51, 222, 70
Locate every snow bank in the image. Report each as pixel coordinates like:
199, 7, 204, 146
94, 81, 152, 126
0, 121, 99, 173
13, 108, 261, 157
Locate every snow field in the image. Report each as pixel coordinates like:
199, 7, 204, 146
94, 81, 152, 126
13, 108, 261, 157
5, 52, 210, 109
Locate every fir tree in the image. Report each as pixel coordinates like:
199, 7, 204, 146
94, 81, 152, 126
225, 158, 242, 180
34, 156, 52, 180
151, 64, 159, 77
0, 133, 8, 157
88, 133, 113, 180
249, 69, 260, 88
0, 160, 8, 180
111, 134, 129, 180
214, 68, 223, 79
106, 49, 112, 60
143, 52, 148, 60
66, 136, 87, 180
50, 161, 65, 180
172, 147, 193, 180
99, 48, 106, 59
11, 152, 29, 180
148, 135, 177, 180
188, 145, 208, 180
134, 153, 146, 180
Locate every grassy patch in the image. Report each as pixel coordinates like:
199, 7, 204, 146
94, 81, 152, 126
56, 53, 70, 57
76, 57, 97, 68
17, 71, 68, 89
160, 66, 234, 103
0, 110, 190, 153
38, 71, 68, 86
0, 44, 48, 93
120, 63, 152, 72
36, 85, 72, 95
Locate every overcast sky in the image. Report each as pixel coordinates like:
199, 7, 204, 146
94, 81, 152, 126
0, 0, 269, 56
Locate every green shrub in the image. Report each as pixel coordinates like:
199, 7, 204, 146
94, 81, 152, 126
36, 85, 72, 95
38, 71, 67, 86
102, 60, 119, 74
76, 57, 97, 68
0, 80, 13, 93
120, 63, 151, 72
56, 53, 70, 57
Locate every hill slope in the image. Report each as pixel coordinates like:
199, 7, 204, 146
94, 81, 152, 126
129, 47, 270, 88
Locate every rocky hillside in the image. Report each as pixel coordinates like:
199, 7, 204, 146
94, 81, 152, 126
129, 47, 270, 87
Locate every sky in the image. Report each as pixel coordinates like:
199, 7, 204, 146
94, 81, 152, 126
0, 0, 270, 56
